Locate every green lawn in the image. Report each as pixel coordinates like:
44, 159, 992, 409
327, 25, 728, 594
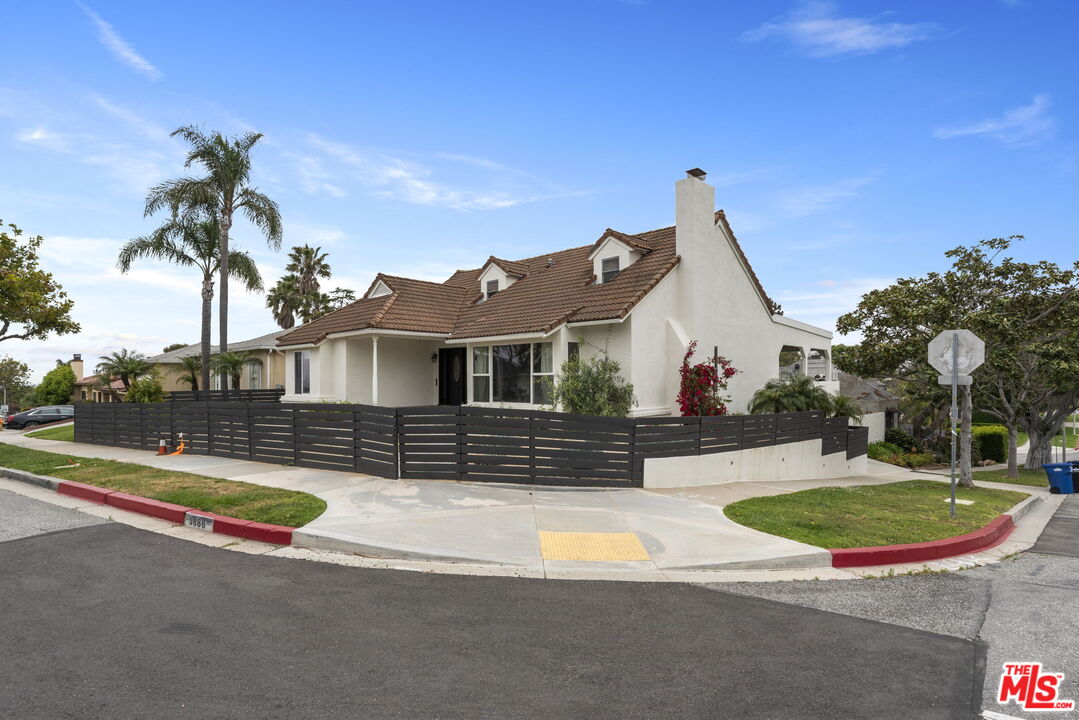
973, 468, 1049, 488
724, 480, 1028, 549
0, 441, 325, 527
24, 424, 74, 441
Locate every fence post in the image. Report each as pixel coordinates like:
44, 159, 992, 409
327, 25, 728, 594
695, 416, 703, 455
630, 420, 640, 487
392, 408, 400, 479
205, 400, 213, 458
528, 410, 537, 485
455, 406, 464, 481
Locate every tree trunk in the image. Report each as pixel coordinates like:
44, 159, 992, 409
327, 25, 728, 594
1006, 424, 1019, 479
219, 211, 231, 357
958, 384, 973, 488
1025, 429, 1053, 469
200, 273, 213, 398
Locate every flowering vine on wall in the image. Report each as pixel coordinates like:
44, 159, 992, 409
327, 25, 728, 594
676, 340, 738, 416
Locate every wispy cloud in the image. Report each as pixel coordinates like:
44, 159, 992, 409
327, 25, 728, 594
934, 94, 1055, 146
744, 1, 937, 58
775, 276, 896, 336
17, 125, 173, 193
77, 2, 162, 80
777, 174, 877, 218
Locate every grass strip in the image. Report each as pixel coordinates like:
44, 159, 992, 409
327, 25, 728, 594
972, 468, 1049, 488
0, 441, 325, 527
24, 424, 74, 441
724, 480, 1027, 549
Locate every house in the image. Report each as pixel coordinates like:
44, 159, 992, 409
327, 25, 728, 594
275, 170, 836, 416
67, 355, 127, 403
146, 329, 290, 392
839, 371, 900, 443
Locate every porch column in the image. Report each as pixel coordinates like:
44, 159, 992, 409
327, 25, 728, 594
371, 336, 379, 406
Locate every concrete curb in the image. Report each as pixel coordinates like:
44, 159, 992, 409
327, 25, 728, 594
828, 496, 1040, 568
1, 466, 294, 546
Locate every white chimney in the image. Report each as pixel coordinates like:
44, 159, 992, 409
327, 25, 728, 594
674, 168, 718, 339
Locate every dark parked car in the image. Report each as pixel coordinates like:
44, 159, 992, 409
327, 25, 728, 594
4, 405, 75, 430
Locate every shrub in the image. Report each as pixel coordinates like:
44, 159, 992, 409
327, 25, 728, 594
972, 425, 1008, 463
867, 441, 936, 468
677, 341, 737, 416
125, 374, 165, 403
35, 363, 76, 405
546, 343, 636, 417
884, 427, 919, 452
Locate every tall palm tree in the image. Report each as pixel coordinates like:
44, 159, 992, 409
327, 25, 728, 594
95, 350, 152, 391
211, 351, 249, 392
145, 126, 282, 357
176, 355, 202, 392
285, 245, 331, 295
118, 215, 263, 394
266, 274, 303, 329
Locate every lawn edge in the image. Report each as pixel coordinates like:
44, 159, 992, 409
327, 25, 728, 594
828, 494, 1041, 568
0, 465, 294, 546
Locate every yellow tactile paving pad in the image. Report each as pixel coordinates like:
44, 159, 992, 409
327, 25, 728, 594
538, 531, 651, 562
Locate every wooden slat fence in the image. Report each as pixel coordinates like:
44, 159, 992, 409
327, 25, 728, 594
73, 403, 869, 487
167, 389, 284, 402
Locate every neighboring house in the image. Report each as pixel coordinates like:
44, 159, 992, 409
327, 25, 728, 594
147, 330, 290, 393
276, 170, 836, 416
839, 371, 900, 443
67, 354, 127, 403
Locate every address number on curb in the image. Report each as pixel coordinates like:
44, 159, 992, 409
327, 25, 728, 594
184, 513, 214, 532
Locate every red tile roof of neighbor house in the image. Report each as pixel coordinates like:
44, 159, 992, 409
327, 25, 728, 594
276, 213, 773, 347
74, 375, 126, 390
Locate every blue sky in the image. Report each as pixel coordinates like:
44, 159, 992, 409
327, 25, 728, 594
2, 0, 1076, 380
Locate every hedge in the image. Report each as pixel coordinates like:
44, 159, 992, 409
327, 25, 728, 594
973, 424, 1008, 463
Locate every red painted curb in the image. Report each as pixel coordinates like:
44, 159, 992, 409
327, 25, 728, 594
829, 514, 1016, 568
106, 492, 190, 524
184, 510, 253, 538
243, 521, 294, 545
57, 480, 114, 504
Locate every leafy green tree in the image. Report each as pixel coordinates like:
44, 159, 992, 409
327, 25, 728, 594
95, 350, 151, 391
0, 356, 33, 406
35, 362, 76, 405
118, 213, 263, 392
546, 342, 636, 417
175, 355, 202, 392
0, 220, 79, 343
836, 236, 1079, 482
162, 342, 189, 353
126, 373, 165, 403
211, 351, 249, 391
145, 126, 281, 357
298, 287, 357, 323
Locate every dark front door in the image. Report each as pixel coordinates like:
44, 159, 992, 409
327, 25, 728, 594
438, 348, 466, 405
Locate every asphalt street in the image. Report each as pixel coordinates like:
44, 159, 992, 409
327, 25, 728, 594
0, 488, 984, 720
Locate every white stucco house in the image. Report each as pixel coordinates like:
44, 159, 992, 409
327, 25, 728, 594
276, 169, 836, 416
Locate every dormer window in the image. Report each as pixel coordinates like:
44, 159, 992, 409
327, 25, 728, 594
486, 279, 499, 300
601, 257, 620, 283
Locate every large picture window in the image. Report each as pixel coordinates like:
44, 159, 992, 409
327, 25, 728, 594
293, 351, 311, 394
473, 342, 553, 404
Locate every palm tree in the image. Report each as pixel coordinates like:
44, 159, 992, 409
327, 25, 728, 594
176, 355, 202, 392
118, 214, 263, 393
749, 373, 833, 415
266, 274, 303, 329
145, 126, 282, 357
828, 394, 865, 422
211, 351, 249, 392
95, 374, 119, 402
285, 245, 331, 295
95, 350, 152, 391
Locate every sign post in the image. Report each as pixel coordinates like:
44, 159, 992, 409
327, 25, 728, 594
928, 330, 985, 518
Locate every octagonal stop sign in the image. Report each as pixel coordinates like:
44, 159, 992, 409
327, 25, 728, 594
928, 329, 985, 385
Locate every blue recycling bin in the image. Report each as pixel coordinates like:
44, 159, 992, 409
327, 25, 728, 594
1043, 463, 1075, 494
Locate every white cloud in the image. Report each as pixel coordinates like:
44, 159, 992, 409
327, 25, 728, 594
290, 154, 347, 197
777, 174, 877, 218
775, 276, 895, 336
934, 94, 1055, 146
91, 96, 170, 142
77, 3, 162, 81
16, 125, 173, 193
744, 1, 937, 58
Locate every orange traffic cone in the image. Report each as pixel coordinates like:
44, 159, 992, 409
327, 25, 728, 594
156, 438, 167, 455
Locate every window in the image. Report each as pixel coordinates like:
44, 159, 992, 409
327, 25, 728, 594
532, 342, 553, 405
472, 347, 490, 402
601, 256, 620, 283
245, 359, 263, 390
568, 342, 580, 362
293, 351, 311, 394
493, 344, 530, 403
485, 279, 499, 300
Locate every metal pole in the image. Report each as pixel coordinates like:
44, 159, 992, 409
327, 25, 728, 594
950, 332, 958, 519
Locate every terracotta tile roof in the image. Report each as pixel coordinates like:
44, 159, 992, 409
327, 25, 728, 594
74, 375, 126, 390
589, 228, 654, 256
277, 214, 773, 346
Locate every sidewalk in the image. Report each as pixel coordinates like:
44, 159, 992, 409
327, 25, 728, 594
0, 432, 1052, 581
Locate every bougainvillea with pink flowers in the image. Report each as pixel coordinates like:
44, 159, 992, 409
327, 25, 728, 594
676, 341, 738, 416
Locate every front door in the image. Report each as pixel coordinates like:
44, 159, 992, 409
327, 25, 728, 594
438, 348, 466, 405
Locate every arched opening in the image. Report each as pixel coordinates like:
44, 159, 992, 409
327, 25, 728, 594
778, 345, 806, 376
807, 349, 830, 382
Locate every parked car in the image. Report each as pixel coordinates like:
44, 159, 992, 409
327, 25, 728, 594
4, 405, 74, 430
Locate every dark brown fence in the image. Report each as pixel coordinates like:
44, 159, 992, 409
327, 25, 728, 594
166, 389, 284, 402
73, 403, 869, 487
